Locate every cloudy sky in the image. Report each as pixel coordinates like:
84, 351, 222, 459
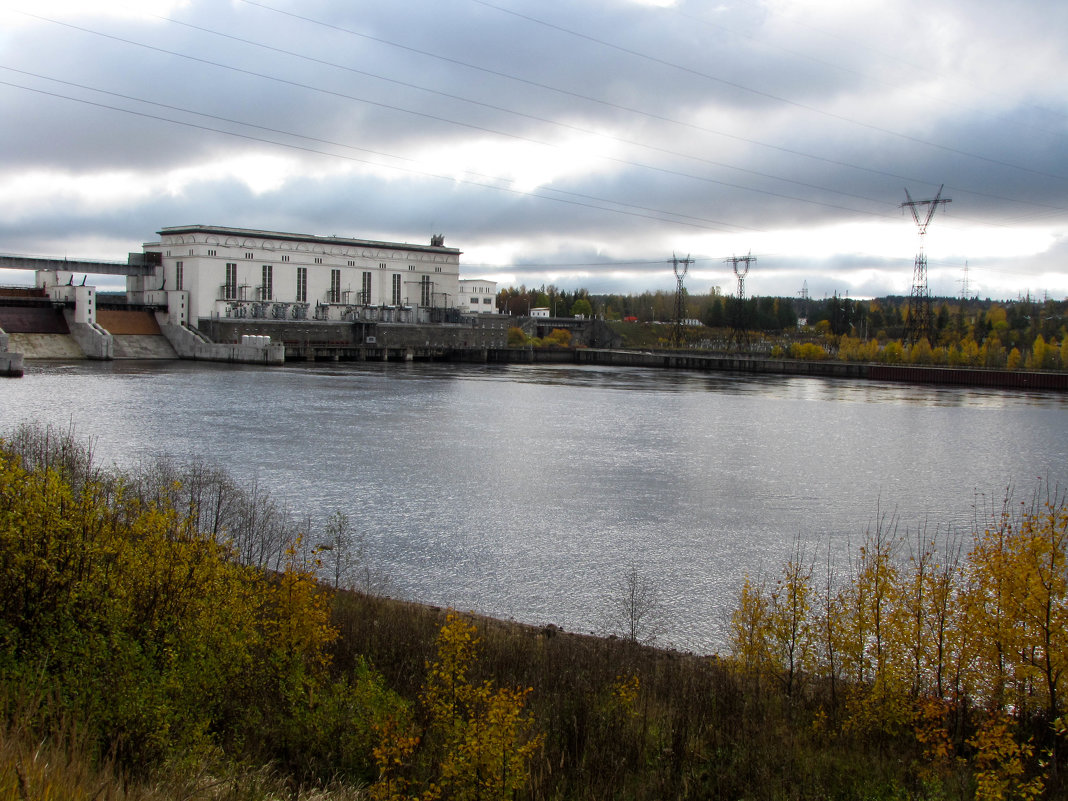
1, 0, 1066, 299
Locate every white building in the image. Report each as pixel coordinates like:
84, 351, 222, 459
457, 279, 497, 314
144, 225, 462, 324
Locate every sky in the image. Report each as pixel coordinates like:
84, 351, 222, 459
0, 0, 1066, 300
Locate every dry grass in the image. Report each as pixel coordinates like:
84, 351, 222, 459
0, 719, 370, 801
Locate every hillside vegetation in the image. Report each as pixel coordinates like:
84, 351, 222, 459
1, 424, 1067, 799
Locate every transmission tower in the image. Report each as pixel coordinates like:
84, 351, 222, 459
901, 185, 951, 344
671, 253, 693, 347
797, 280, 810, 326
727, 252, 756, 299
725, 252, 756, 347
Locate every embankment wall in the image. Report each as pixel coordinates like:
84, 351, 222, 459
484, 348, 1068, 391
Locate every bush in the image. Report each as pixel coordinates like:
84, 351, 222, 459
0, 428, 349, 778
543, 328, 572, 348
790, 342, 829, 360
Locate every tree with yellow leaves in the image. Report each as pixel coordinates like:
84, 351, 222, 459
371, 612, 542, 801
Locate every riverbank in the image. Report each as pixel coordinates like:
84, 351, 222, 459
479, 346, 1068, 390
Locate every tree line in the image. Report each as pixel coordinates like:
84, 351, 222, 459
496, 285, 1068, 369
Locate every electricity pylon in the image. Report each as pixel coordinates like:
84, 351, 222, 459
671, 253, 693, 347
726, 252, 756, 347
901, 185, 951, 344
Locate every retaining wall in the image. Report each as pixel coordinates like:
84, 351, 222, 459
486, 348, 1068, 391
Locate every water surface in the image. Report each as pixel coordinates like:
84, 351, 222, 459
2, 360, 1066, 652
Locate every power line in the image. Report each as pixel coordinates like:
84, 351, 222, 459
672, 2, 1068, 145
10, 13, 903, 222
234, 0, 1068, 205
4, 3, 1067, 246
471, 0, 1068, 184
149, 10, 899, 213
0, 75, 760, 233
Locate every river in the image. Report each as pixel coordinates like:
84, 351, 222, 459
2, 359, 1066, 653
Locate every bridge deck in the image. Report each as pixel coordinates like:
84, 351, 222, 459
0, 255, 156, 276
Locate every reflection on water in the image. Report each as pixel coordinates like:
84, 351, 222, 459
2, 360, 1067, 653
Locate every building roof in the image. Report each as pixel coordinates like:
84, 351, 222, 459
156, 225, 461, 255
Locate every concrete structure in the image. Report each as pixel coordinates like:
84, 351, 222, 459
457, 279, 497, 313
0, 325, 23, 377
0, 225, 505, 366
148, 225, 462, 325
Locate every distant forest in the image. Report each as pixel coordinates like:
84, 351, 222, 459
497, 285, 1068, 367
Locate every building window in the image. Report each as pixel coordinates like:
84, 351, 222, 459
392, 273, 401, 305
435, 266, 442, 273
207, 249, 216, 257
419, 275, 431, 307
225, 263, 237, 299
245, 252, 254, 259
483, 297, 492, 304
330, 269, 341, 303
315, 257, 323, 265
470, 297, 478, 304
296, 267, 307, 303
282, 254, 289, 262
379, 262, 386, 270
175, 261, 184, 291
348, 260, 356, 267
408, 265, 415, 271
361, 272, 372, 304
261, 264, 273, 300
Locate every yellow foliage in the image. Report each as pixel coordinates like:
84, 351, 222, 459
768, 555, 815, 696
838, 335, 880, 363
261, 538, 338, 670
610, 674, 641, 716
881, 341, 905, 363
968, 714, 1046, 801
729, 575, 771, 680
789, 342, 828, 360
544, 328, 572, 348
912, 697, 955, 778
907, 338, 934, 364
372, 612, 542, 801
0, 436, 351, 771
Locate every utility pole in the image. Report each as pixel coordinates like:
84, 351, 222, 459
901, 185, 951, 344
671, 253, 693, 347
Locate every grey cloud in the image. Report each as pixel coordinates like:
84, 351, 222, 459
0, 0, 1065, 299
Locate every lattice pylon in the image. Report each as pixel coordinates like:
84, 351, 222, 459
901, 185, 950, 344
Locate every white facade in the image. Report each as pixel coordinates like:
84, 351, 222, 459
147, 225, 462, 323
457, 279, 497, 314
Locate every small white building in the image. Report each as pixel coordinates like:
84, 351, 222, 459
530, 307, 550, 318
142, 225, 463, 324
457, 279, 497, 314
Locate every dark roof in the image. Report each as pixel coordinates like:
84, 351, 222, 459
156, 225, 461, 255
